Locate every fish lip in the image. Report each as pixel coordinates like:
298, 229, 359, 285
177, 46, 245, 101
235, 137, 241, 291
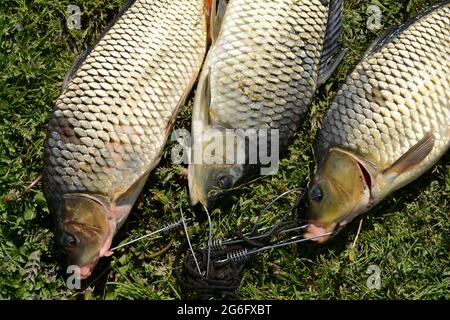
66, 236, 112, 280
78, 262, 96, 280
67, 237, 113, 280
190, 187, 222, 210
304, 220, 337, 243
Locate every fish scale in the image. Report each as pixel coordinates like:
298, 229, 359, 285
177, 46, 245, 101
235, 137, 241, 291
44, 0, 207, 199
316, 3, 449, 174
206, 0, 329, 138
188, 0, 345, 208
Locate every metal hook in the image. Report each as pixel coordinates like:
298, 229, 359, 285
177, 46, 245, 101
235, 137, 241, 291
203, 204, 213, 278
250, 188, 303, 235
203, 223, 310, 250
217, 230, 335, 264
180, 208, 202, 276
109, 218, 191, 252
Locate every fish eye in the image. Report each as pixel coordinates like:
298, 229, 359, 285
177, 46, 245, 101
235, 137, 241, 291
310, 186, 323, 202
217, 175, 233, 189
62, 233, 77, 248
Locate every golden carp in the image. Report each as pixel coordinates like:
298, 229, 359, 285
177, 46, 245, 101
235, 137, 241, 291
43, 0, 209, 278
304, 1, 450, 242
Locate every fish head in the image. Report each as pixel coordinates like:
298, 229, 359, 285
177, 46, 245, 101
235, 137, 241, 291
304, 149, 373, 243
189, 128, 253, 209
56, 194, 114, 279
188, 163, 246, 209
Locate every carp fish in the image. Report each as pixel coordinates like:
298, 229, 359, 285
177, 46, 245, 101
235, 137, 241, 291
304, 1, 450, 242
188, 0, 346, 209
43, 0, 209, 278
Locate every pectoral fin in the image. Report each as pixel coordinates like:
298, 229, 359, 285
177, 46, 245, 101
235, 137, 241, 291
192, 67, 212, 134
382, 132, 435, 183
112, 171, 151, 229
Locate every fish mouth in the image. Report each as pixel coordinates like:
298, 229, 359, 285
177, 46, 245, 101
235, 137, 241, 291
188, 169, 220, 209
79, 245, 114, 280
304, 221, 337, 243
78, 262, 96, 280
69, 238, 113, 280
189, 187, 222, 210
189, 189, 200, 206
63, 215, 115, 279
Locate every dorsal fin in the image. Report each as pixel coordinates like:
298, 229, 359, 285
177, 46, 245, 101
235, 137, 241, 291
362, 25, 400, 59
62, 0, 137, 91
62, 47, 93, 92
317, 0, 345, 86
364, 0, 450, 58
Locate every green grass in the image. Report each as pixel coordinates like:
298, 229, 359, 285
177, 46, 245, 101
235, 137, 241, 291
0, 0, 448, 300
